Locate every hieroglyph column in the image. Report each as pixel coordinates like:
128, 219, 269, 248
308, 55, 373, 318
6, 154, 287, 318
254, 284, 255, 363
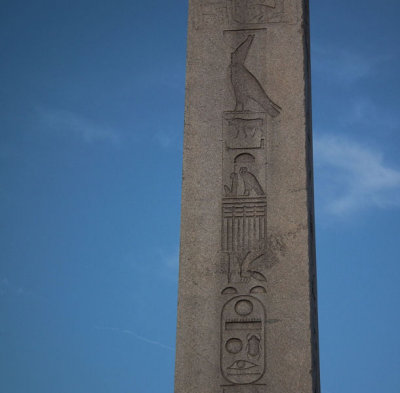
175, 1, 320, 393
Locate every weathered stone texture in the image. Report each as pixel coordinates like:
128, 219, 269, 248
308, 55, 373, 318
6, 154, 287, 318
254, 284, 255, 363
175, 1, 320, 392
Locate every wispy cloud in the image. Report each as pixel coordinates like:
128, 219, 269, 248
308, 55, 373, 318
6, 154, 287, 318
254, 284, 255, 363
37, 108, 120, 144
312, 44, 390, 84
94, 326, 174, 351
341, 97, 400, 131
314, 135, 400, 216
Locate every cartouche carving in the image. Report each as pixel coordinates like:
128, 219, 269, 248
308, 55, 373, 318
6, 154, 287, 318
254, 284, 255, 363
221, 296, 266, 384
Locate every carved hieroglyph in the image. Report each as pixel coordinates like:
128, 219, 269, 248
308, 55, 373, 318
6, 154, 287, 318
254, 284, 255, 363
220, 32, 279, 389
176, 1, 320, 392
221, 296, 266, 384
230, 35, 281, 116
195, 0, 298, 29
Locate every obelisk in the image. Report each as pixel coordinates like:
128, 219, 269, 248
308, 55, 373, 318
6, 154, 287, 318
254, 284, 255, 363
175, 1, 320, 392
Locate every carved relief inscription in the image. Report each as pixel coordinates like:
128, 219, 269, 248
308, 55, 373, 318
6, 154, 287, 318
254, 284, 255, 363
227, 0, 296, 27
221, 296, 266, 384
223, 113, 266, 150
195, 0, 298, 29
229, 0, 277, 25
230, 35, 281, 116
219, 29, 281, 391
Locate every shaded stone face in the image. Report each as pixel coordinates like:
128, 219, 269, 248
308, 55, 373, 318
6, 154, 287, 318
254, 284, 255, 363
175, 1, 320, 393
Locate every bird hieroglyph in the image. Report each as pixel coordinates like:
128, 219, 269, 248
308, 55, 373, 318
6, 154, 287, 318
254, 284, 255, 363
230, 34, 281, 117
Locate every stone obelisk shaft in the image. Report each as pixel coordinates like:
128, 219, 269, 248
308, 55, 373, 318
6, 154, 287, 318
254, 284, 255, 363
175, 1, 320, 392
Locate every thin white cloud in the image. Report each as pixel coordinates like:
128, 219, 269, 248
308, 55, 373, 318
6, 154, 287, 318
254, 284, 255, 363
312, 44, 390, 84
314, 135, 400, 215
94, 326, 174, 351
37, 108, 120, 144
342, 97, 400, 131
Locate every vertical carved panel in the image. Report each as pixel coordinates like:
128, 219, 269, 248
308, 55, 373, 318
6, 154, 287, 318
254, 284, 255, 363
176, 0, 319, 392
219, 27, 281, 391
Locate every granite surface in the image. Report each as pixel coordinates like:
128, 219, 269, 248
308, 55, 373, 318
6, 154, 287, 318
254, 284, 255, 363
175, 1, 320, 392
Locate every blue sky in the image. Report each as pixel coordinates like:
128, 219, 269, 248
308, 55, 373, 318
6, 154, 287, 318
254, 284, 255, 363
0, 1, 399, 392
